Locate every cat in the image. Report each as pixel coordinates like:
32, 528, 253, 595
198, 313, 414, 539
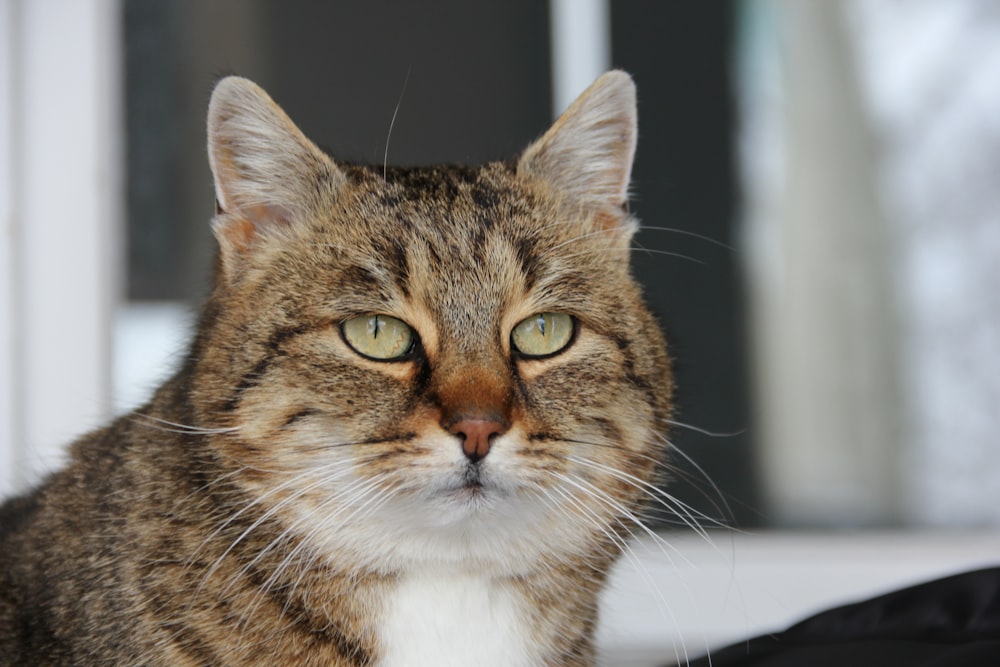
0, 70, 673, 666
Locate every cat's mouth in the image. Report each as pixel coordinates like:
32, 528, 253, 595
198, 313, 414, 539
440, 465, 500, 502
463, 464, 483, 486
457, 466, 485, 494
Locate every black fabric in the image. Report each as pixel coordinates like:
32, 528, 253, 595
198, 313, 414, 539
678, 567, 1000, 666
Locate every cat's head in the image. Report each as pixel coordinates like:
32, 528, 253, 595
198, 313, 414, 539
193, 72, 672, 574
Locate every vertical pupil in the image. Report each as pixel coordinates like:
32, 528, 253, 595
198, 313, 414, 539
370, 315, 380, 339
537, 314, 546, 336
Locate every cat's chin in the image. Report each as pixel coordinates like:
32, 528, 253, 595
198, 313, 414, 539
303, 483, 574, 574
278, 441, 603, 571
417, 479, 521, 528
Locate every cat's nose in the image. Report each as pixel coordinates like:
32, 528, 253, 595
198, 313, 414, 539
448, 418, 508, 463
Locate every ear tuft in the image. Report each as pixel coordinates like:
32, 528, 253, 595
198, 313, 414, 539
518, 70, 637, 212
207, 76, 341, 250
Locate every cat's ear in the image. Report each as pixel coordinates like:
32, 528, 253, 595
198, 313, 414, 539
518, 70, 637, 215
207, 76, 342, 255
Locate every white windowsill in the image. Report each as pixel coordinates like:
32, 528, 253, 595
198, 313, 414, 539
598, 530, 1000, 666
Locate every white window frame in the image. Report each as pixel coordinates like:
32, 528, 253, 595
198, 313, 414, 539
549, 0, 611, 116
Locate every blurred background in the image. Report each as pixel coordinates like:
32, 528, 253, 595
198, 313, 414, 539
4, 1, 1000, 661
4, 0, 1000, 530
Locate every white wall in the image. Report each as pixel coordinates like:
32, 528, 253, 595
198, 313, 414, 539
0, 0, 122, 496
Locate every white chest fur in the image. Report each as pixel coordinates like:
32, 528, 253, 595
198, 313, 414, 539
377, 570, 536, 667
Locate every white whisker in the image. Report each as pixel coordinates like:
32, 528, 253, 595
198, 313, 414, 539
630, 239, 708, 266
192, 460, 359, 594
544, 228, 620, 254
567, 455, 718, 547
383, 66, 411, 179
637, 225, 736, 252
132, 413, 240, 435
233, 474, 394, 631
661, 417, 747, 439
549, 473, 693, 667
655, 433, 740, 533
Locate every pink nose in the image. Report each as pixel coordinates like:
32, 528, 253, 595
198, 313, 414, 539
448, 418, 507, 462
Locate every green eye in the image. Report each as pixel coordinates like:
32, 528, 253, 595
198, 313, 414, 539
511, 313, 575, 358
341, 314, 414, 360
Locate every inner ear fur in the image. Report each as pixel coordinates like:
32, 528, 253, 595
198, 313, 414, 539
518, 70, 638, 217
207, 76, 343, 254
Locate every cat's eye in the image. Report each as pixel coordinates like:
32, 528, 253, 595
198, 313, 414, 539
341, 314, 415, 361
511, 313, 575, 358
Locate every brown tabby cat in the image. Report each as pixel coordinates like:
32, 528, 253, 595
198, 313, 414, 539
0, 71, 672, 666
